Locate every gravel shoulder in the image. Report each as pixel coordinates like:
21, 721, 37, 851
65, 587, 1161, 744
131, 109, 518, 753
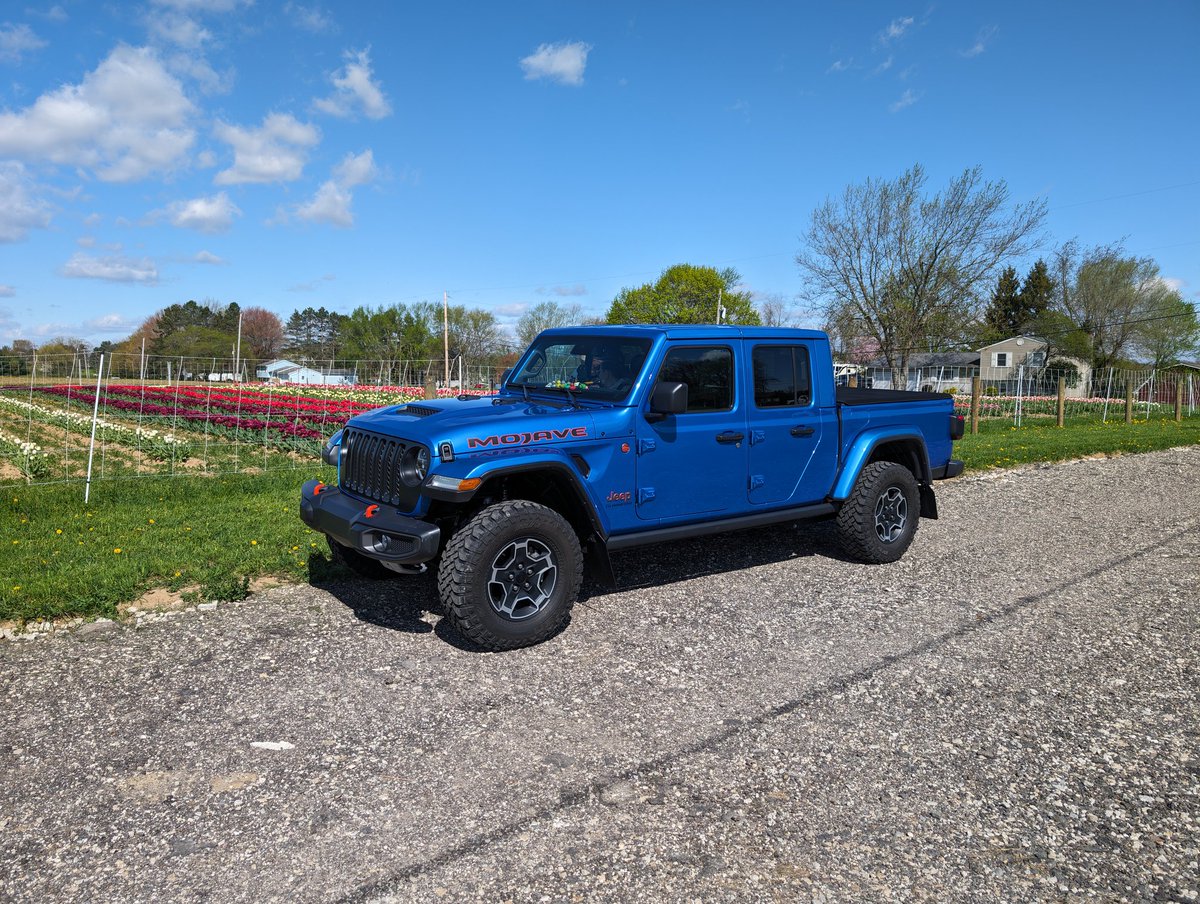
2, 448, 1198, 903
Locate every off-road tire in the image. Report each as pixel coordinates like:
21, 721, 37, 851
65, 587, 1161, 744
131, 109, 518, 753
327, 535, 396, 580
835, 461, 920, 564
438, 500, 582, 651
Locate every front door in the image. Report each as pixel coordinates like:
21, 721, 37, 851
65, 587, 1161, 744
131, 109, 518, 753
635, 343, 748, 522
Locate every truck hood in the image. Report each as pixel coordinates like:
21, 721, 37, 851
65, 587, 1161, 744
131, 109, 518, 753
346, 395, 600, 457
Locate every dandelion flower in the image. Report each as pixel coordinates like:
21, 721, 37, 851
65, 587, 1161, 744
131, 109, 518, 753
113, 548, 122, 554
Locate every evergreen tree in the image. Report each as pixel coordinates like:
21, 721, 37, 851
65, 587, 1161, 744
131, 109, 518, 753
983, 266, 1023, 339
1018, 259, 1054, 325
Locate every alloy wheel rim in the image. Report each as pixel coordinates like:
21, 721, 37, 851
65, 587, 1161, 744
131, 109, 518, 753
487, 537, 557, 620
874, 487, 908, 543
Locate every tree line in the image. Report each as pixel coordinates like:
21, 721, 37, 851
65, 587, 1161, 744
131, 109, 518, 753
3, 162, 1196, 378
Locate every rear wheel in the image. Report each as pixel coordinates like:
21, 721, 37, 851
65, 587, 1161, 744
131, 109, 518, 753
835, 461, 920, 564
438, 500, 582, 650
327, 536, 396, 580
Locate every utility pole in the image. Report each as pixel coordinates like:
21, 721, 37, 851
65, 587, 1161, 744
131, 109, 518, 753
443, 290, 450, 386
716, 288, 725, 324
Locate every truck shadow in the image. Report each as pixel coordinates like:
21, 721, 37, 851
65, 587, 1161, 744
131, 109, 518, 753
308, 517, 852, 648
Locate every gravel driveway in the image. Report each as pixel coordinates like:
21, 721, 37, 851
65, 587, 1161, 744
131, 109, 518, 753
2, 447, 1198, 903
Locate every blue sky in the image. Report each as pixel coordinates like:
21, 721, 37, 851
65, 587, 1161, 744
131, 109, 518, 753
0, 1, 1197, 345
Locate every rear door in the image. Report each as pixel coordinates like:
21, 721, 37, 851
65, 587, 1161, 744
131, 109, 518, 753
745, 342, 838, 505
634, 342, 748, 522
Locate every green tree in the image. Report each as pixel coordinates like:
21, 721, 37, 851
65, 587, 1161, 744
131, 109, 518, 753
516, 300, 585, 346
283, 306, 346, 361
1051, 240, 1182, 371
606, 264, 759, 325
1133, 288, 1200, 369
796, 163, 1047, 382
982, 266, 1023, 340
1019, 259, 1054, 325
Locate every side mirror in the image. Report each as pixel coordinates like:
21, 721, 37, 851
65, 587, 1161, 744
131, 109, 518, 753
647, 381, 687, 421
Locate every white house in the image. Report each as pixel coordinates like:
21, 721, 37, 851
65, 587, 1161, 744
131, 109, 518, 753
257, 359, 356, 386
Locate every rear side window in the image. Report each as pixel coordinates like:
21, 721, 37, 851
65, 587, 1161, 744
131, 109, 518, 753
657, 346, 733, 413
752, 345, 812, 408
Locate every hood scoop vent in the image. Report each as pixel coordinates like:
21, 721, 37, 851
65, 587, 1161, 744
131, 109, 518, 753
401, 404, 440, 418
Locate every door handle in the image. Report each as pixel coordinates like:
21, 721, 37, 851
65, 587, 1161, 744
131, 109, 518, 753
715, 431, 744, 444
790, 425, 815, 437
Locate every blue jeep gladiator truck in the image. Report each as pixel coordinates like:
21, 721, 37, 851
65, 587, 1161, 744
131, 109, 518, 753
301, 326, 964, 650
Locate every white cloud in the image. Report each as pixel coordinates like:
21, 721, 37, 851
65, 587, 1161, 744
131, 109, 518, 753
0, 23, 46, 63
0, 285, 15, 297
149, 0, 247, 11
520, 41, 591, 86
878, 16, 914, 45
294, 149, 377, 227
889, 88, 920, 112
193, 250, 225, 264
872, 55, 894, 75
285, 3, 334, 32
196, 149, 217, 167
32, 6, 68, 23
551, 285, 586, 297
164, 191, 241, 232
148, 14, 211, 48
961, 25, 998, 58
825, 58, 852, 75
0, 44, 195, 182
213, 112, 320, 184
83, 313, 138, 333
166, 52, 233, 94
312, 49, 390, 119
61, 253, 159, 284
0, 163, 52, 241
77, 235, 95, 247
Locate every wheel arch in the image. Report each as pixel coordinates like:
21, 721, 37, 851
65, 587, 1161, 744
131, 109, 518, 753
832, 429, 932, 501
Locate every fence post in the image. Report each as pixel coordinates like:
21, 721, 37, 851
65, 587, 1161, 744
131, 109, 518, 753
424, 374, 436, 400
970, 376, 980, 435
1057, 377, 1065, 428
1125, 381, 1133, 424
1177, 379, 1185, 422
84, 355, 104, 504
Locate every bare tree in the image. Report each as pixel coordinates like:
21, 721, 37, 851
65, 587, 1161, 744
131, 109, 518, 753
755, 292, 800, 327
796, 164, 1047, 383
516, 300, 585, 346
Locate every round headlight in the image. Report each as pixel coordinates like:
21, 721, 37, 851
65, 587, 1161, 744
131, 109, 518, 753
400, 445, 430, 486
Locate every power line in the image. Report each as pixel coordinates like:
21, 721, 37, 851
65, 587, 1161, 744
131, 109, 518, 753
1049, 179, 1200, 212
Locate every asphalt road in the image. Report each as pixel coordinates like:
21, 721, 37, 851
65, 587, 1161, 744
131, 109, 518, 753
2, 447, 1198, 903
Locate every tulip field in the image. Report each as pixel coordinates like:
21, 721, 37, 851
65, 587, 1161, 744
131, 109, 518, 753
0, 381, 484, 487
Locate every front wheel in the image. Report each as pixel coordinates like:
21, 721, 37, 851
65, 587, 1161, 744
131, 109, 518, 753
835, 461, 920, 564
438, 500, 583, 650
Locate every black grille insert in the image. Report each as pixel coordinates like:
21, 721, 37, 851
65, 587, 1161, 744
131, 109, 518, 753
340, 428, 423, 510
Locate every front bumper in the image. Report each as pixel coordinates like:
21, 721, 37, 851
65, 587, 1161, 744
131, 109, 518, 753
300, 479, 441, 565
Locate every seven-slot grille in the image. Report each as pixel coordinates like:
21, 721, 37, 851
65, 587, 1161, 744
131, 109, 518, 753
340, 428, 423, 510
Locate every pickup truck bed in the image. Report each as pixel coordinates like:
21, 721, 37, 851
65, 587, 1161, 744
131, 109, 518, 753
836, 387, 953, 406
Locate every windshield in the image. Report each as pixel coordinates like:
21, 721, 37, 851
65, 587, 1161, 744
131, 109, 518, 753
509, 335, 652, 402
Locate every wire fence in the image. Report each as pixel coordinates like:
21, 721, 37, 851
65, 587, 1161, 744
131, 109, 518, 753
851, 363, 1197, 430
1, 354, 1196, 494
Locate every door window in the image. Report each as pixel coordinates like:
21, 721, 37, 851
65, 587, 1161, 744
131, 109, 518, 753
752, 346, 812, 408
657, 346, 733, 413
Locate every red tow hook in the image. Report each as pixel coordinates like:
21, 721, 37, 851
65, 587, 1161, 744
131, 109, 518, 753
364, 504, 379, 519
313, 482, 327, 495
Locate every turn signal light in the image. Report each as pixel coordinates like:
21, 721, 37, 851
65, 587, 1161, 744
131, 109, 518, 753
364, 504, 379, 519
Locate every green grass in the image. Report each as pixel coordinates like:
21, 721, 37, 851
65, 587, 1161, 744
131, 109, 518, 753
957, 417, 1200, 471
2, 417, 1198, 624
1, 468, 332, 623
